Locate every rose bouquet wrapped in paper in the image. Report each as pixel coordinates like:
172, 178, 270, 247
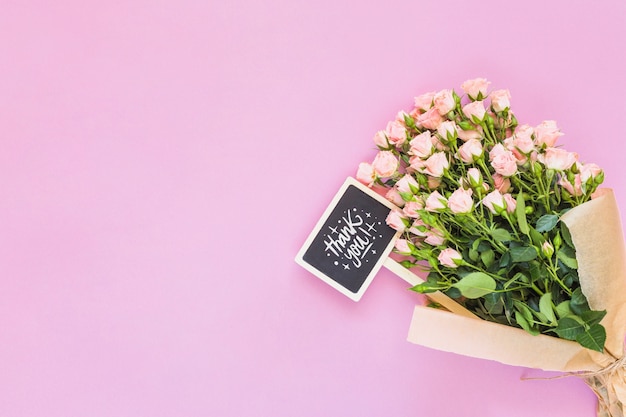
356, 78, 626, 417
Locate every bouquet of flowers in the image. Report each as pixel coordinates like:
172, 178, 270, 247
356, 78, 626, 417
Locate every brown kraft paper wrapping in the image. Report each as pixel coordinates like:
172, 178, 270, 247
407, 189, 626, 417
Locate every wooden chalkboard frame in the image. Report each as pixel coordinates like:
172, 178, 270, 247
295, 177, 401, 301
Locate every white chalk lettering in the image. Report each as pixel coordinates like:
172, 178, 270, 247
323, 210, 375, 268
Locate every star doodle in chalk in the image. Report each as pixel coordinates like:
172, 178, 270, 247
343, 264, 350, 270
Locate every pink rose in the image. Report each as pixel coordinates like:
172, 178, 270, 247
396, 174, 419, 194
356, 162, 376, 186
448, 188, 474, 214
503, 140, 528, 165
580, 163, 602, 182
409, 219, 428, 237
403, 201, 423, 218
394, 239, 413, 255
438, 248, 463, 268
462, 101, 486, 123
430, 134, 446, 151
424, 228, 446, 246
409, 131, 434, 158
534, 120, 563, 147
395, 110, 409, 122
425, 190, 447, 212
489, 145, 518, 177
489, 143, 507, 159
538, 148, 577, 171
409, 155, 426, 172
559, 175, 583, 196
422, 152, 449, 177
457, 139, 483, 163
493, 173, 511, 193
514, 124, 534, 142
503, 193, 516, 213
417, 107, 444, 130
457, 128, 482, 142
386, 210, 407, 232
437, 121, 458, 142
414, 92, 435, 111
385, 188, 405, 207
372, 151, 399, 177
489, 89, 511, 112
461, 78, 490, 100
467, 168, 482, 188
385, 120, 407, 146
433, 89, 456, 115
510, 132, 535, 154
373, 130, 389, 148
482, 190, 506, 214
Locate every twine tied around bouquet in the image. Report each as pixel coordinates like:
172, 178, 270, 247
580, 355, 626, 417
524, 353, 626, 417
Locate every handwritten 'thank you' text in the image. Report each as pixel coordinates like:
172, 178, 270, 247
323, 209, 377, 268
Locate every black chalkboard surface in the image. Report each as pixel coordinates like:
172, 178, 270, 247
296, 178, 400, 301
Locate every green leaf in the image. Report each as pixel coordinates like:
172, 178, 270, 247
563, 272, 577, 287
513, 300, 534, 323
515, 311, 539, 335
481, 249, 495, 268
529, 227, 545, 246
477, 241, 491, 252
560, 222, 574, 248
510, 246, 538, 263
469, 248, 479, 262
570, 288, 590, 315
444, 287, 462, 299
580, 310, 607, 327
555, 301, 573, 319
554, 317, 584, 340
575, 324, 606, 352
539, 292, 557, 325
535, 214, 559, 233
557, 247, 578, 269
483, 293, 504, 314
491, 228, 512, 242
499, 252, 511, 268
528, 261, 546, 282
516, 192, 529, 235
452, 272, 497, 299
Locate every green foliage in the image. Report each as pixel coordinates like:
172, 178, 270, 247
491, 228, 512, 242
515, 193, 529, 235
509, 246, 537, 263
535, 214, 559, 233
452, 272, 497, 299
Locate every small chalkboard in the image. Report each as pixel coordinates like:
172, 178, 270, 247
296, 177, 400, 301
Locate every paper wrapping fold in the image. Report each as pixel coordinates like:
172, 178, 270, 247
407, 189, 626, 416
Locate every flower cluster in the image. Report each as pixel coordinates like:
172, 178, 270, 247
357, 78, 607, 351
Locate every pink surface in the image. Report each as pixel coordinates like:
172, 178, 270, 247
1, 1, 625, 416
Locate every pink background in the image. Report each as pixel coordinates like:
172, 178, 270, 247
1, 1, 625, 416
